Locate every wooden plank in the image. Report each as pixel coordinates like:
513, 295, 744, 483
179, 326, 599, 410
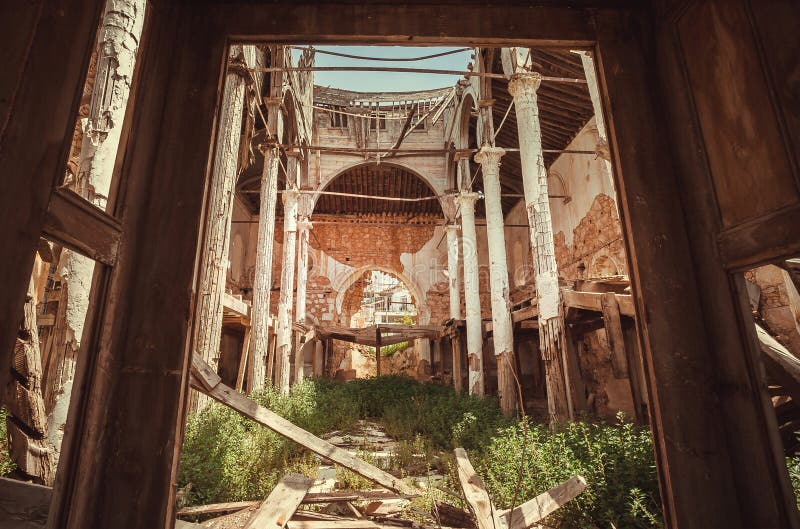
600, 293, 628, 379
0, 477, 52, 529
244, 473, 313, 529
288, 521, 380, 529
178, 501, 259, 517
561, 289, 635, 317
500, 476, 587, 529
453, 448, 503, 529
41, 188, 122, 267
0, 0, 105, 400
223, 292, 251, 319
191, 355, 418, 495
511, 304, 538, 323
563, 325, 588, 414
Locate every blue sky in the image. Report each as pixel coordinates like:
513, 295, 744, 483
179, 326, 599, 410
291, 46, 473, 93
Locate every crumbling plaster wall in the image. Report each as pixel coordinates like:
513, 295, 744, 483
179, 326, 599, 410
504, 117, 627, 285
746, 265, 800, 355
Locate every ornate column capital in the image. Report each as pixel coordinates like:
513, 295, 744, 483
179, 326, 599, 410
297, 217, 313, 232
474, 146, 506, 166
508, 72, 542, 98
455, 191, 480, 209
444, 224, 461, 233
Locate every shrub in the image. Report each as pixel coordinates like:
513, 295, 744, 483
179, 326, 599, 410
474, 415, 662, 529
0, 407, 15, 476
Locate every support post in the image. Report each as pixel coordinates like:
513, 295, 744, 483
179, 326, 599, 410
474, 144, 517, 416
455, 191, 483, 396
276, 155, 300, 394
508, 73, 571, 424
375, 327, 382, 377
445, 225, 462, 320
193, 45, 253, 409
451, 331, 463, 392
251, 141, 281, 389
293, 215, 312, 384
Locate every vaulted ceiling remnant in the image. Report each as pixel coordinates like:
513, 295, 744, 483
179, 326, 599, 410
314, 163, 442, 220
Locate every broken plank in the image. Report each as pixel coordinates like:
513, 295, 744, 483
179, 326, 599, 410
453, 448, 503, 529
245, 473, 313, 529
303, 492, 409, 503
178, 500, 259, 516
500, 476, 588, 529
191, 354, 418, 495
288, 521, 380, 529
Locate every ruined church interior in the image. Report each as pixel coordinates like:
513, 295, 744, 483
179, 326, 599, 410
1, 1, 799, 528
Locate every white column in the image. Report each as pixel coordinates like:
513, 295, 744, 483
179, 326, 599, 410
276, 156, 300, 393
445, 225, 462, 320
578, 51, 616, 197
293, 216, 312, 383
250, 142, 280, 389
508, 72, 571, 423
455, 192, 484, 396
474, 146, 517, 416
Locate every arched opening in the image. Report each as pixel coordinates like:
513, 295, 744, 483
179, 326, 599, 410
331, 269, 420, 379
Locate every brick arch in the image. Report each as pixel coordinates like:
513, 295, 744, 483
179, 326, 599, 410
333, 265, 429, 325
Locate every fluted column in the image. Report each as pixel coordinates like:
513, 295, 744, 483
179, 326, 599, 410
509, 72, 571, 423
293, 215, 312, 383
474, 146, 517, 416
276, 156, 300, 393
250, 141, 280, 389
455, 192, 483, 396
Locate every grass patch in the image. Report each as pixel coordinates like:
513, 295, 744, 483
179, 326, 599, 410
178, 376, 663, 528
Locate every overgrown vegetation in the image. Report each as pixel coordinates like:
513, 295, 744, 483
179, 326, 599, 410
179, 376, 663, 528
366, 341, 411, 356
0, 407, 15, 476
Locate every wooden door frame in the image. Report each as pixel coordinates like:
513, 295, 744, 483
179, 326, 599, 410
1, 2, 795, 529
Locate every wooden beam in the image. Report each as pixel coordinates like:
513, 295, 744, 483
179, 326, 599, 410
244, 474, 313, 529
191, 355, 418, 495
41, 188, 122, 267
600, 293, 628, 379
453, 448, 504, 529
561, 289, 635, 317
178, 501, 259, 517
500, 476, 588, 529
622, 319, 646, 422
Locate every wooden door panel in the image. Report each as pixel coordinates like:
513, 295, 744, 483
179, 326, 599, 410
677, 1, 799, 228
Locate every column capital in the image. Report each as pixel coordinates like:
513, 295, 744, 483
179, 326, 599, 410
444, 224, 461, 233
258, 138, 280, 155
297, 217, 313, 231
508, 72, 542, 98
282, 188, 299, 204
455, 191, 480, 208
474, 146, 506, 165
